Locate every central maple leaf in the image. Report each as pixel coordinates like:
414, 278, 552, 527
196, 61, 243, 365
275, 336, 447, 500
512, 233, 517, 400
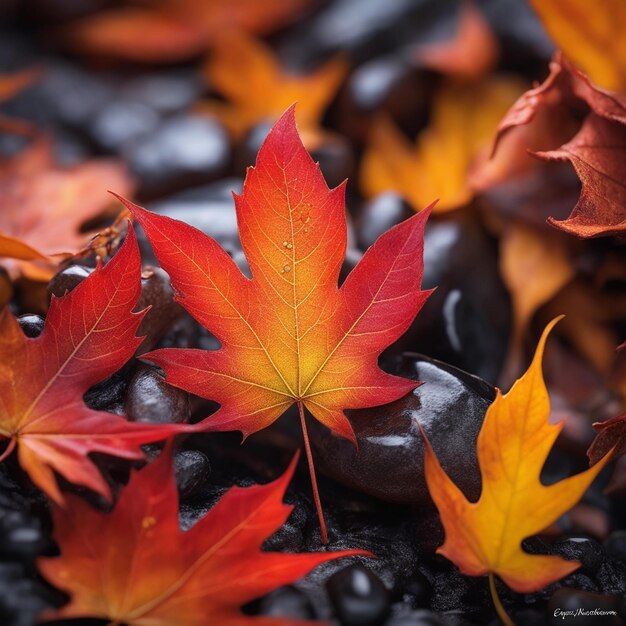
120, 105, 433, 541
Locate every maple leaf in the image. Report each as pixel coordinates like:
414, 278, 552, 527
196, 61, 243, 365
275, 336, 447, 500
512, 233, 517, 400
499, 221, 574, 386
360, 78, 524, 212
414, 1, 499, 81
530, 0, 626, 92
0, 226, 192, 504
589, 413, 626, 466
38, 446, 367, 625
68, 0, 314, 63
120, 105, 433, 542
0, 139, 134, 281
200, 31, 347, 139
490, 53, 626, 238
421, 317, 612, 595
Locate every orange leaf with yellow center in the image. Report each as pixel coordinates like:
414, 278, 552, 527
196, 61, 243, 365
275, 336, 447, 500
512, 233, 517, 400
422, 317, 613, 593
38, 447, 367, 625
121, 105, 433, 541
0, 139, 134, 281
530, 0, 626, 92
360, 78, 525, 212
201, 32, 347, 139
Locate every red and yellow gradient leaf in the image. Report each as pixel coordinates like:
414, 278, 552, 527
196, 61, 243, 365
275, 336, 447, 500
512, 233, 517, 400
38, 447, 367, 626
121, 105, 432, 541
422, 317, 612, 593
0, 227, 191, 504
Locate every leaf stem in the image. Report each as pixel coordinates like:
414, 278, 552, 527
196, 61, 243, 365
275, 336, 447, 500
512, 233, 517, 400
0, 438, 16, 463
489, 573, 515, 626
297, 401, 328, 545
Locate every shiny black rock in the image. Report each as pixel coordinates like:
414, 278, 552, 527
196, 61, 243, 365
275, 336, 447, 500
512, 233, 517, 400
309, 353, 494, 505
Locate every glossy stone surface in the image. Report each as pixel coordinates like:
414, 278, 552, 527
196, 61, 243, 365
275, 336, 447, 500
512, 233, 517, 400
16, 314, 44, 338
47, 265, 93, 299
127, 114, 230, 197
385, 611, 444, 626
391, 212, 511, 384
174, 449, 211, 499
310, 353, 493, 504
124, 363, 190, 425
326, 564, 391, 625
258, 586, 316, 620
355, 193, 415, 250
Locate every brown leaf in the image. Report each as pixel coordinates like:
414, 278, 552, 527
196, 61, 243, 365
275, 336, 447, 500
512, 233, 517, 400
589, 413, 626, 465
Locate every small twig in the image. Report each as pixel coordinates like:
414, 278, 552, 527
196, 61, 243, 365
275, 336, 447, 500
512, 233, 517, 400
0, 438, 16, 463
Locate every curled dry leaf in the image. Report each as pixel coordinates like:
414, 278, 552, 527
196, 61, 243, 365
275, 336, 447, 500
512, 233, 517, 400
0, 139, 134, 281
589, 413, 626, 466
360, 78, 524, 212
422, 317, 612, 593
38, 447, 367, 625
489, 52, 626, 238
68, 0, 314, 63
414, 1, 499, 81
0, 227, 192, 504
121, 106, 432, 542
530, 0, 626, 92
201, 31, 347, 139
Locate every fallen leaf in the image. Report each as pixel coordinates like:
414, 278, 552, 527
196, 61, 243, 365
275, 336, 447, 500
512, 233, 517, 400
0, 226, 191, 504
422, 317, 612, 593
415, 1, 499, 80
540, 113, 626, 237
122, 105, 433, 542
488, 53, 626, 238
68, 0, 314, 62
499, 221, 574, 386
360, 78, 524, 212
201, 31, 347, 139
589, 413, 626, 465
530, 0, 626, 92
0, 139, 134, 281
38, 446, 366, 625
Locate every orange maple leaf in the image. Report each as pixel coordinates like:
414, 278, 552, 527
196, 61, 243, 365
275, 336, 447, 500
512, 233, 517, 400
0, 139, 134, 281
119, 105, 433, 542
360, 78, 524, 212
530, 0, 626, 92
200, 31, 347, 139
68, 0, 314, 63
0, 227, 191, 504
422, 317, 613, 594
38, 447, 367, 625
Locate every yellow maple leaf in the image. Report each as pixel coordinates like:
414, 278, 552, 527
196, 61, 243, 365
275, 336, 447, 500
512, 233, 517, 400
531, 0, 626, 92
422, 316, 612, 596
360, 78, 524, 212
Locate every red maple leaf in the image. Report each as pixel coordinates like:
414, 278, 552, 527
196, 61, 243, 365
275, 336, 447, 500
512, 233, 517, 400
118, 105, 433, 542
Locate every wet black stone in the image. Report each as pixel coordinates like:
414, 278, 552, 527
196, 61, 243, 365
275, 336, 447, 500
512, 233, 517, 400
137, 266, 182, 352
395, 571, 432, 609
47, 265, 93, 299
514, 608, 548, 626
391, 212, 511, 384
91, 100, 160, 152
258, 586, 316, 620
552, 536, 605, 575
119, 72, 201, 115
127, 114, 230, 197
385, 611, 444, 626
355, 193, 415, 250
327, 564, 391, 626
83, 370, 127, 414
604, 532, 626, 561
0, 563, 55, 626
310, 354, 493, 504
547, 589, 625, 625
17, 314, 44, 338
0, 511, 48, 560
138, 180, 243, 262
124, 363, 189, 425
174, 449, 210, 499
